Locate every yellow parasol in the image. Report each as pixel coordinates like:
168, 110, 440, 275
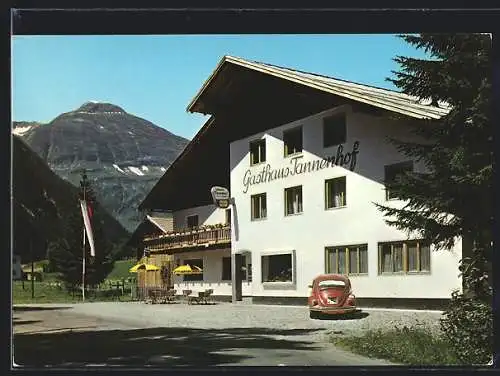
129, 263, 160, 273
173, 264, 203, 275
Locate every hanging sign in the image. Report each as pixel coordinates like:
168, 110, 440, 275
211, 186, 231, 209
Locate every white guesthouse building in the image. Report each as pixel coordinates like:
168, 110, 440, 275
135, 56, 462, 309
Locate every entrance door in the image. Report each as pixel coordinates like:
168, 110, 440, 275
231, 254, 243, 302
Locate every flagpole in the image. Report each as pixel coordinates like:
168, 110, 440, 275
82, 185, 86, 302
82, 227, 86, 302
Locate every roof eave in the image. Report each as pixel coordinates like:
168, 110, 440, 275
188, 55, 449, 120
138, 116, 217, 211
186, 55, 232, 114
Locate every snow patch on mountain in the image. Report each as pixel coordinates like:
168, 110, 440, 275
12, 126, 32, 135
141, 166, 149, 171
128, 166, 145, 176
113, 164, 126, 173
160, 167, 166, 172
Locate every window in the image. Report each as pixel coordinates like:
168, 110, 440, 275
250, 193, 267, 220
378, 240, 431, 274
325, 245, 368, 275
225, 208, 231, 225
261, 254, 293, 283
222, 257, 231, 281
283, 127, 303, 157
183, 258, 203, 281
384, 161, 413, 200
186, 215, 199, 229
285, 186, 303, 215
323, 113, 347, 147
325, 177, 346, 209
249, 139, 266, 165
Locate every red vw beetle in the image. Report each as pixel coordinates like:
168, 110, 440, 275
308, 274, 357, 318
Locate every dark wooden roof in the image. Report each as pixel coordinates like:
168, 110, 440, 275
127, 219, 161, 247
140, 62, 377, 212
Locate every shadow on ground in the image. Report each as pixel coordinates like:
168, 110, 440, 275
314, 310, 370, 321
14, 327, 323, 367
13, 306, 73, 312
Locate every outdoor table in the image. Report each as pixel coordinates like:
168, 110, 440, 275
146, 288, 177, 304
185, 289, 214, 305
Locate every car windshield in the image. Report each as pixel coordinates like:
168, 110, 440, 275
318, 280, 346, 288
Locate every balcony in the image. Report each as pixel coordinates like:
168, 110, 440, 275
144, 223, 231, 253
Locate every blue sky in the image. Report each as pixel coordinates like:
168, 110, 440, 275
12, 34, 426, 139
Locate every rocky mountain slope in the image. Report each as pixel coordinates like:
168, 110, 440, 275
14, 102, 189, 232
12, 135, 130, 262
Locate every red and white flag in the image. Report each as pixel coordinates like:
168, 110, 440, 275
80, 200, 96, 257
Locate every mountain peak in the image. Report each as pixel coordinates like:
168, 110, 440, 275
76, 101, 126, 114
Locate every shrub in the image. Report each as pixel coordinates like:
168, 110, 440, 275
332, 326, 459, 365
439, 248, 493, 365
440, 290, 493, 365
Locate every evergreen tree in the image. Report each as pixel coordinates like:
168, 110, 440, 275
375, 34, 492, 293
48, 169, 115, 290
376, 34, 492, 363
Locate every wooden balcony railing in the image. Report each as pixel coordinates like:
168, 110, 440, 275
144, 224, 231, 252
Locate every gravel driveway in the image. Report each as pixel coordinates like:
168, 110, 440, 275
68, 301, 443, 335
13, 302, 443, 367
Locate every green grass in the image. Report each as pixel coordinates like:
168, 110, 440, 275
13, 281, 82, 304
331, 326, 463, 366
106, 258, 136, 280
13, 259, 138, 304
12, 281, 134, 304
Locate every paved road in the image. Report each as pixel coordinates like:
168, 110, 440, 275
13, 302, 440, 367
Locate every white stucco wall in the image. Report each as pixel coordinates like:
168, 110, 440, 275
230, 105, 462, 299
172, 249, 252, 297
173, 204, 228, 231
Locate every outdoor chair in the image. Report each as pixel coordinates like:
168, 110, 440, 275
188, 289, 215, 305
145, 289, 156, 304
182, 289, 193, 304
164, 289, 177, 303
156, 288, 169, 304
186, 290, 206, 305
146, 288, 169, 304
188, 291, 204, 305
203, 289, 215, 304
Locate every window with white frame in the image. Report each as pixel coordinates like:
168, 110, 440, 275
261, 253, 294, 283
249, 139, 266, 165
378, 240, 431, 274
251, 193, 267, 220
283, 126, 303, 157
284, 185, 303, 215
325, 176, 346, 209
325, 244, 368, 275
